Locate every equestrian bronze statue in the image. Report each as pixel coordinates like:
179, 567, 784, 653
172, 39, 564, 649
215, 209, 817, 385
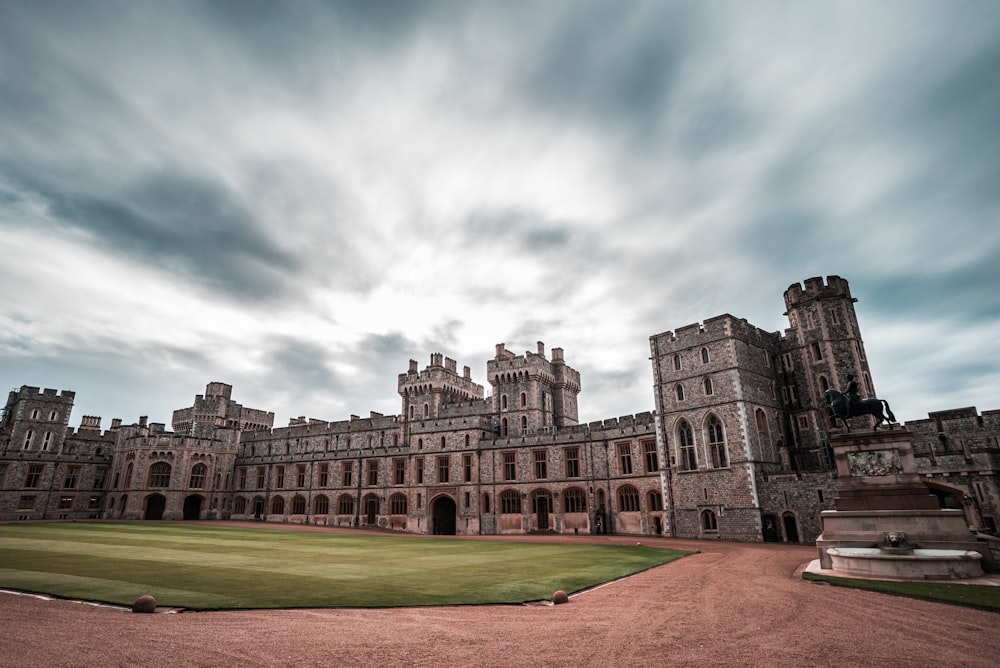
824, 373, 896, 432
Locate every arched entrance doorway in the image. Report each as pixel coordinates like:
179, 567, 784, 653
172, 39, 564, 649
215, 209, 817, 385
183, 495, 203, 520
782, 512, 800, 542
431, 495, 457, 535
531, 489, 553, 531
144, 493, 166, 520
363, 494, 379, 525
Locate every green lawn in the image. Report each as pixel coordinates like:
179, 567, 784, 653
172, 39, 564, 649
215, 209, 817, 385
803, 571, 1000, 611
0, 522, 686, 610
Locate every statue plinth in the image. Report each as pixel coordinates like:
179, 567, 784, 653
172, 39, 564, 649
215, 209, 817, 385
816, 429, 988, 572
829, 430, 938, 511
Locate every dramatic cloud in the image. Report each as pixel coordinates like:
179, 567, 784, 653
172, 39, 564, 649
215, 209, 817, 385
1, 1, 998, 426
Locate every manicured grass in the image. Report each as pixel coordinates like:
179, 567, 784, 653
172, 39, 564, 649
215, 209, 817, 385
803, 571, 1000, 611
0, 523, 686, 610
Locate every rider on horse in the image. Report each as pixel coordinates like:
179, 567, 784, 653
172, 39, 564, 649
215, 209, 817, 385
844, 373, 861, 417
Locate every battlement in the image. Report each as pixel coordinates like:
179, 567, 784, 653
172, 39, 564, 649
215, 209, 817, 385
79, 415, 102, 431
15, 386, 76, 401
651, 314, 775, 349
783, 275, 854, 309
398, 352, 484, 401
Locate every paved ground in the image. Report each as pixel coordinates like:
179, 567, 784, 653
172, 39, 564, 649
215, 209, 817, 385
1, 525, 997, 667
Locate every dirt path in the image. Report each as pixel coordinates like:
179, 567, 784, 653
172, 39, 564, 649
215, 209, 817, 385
1, 527, 996, 667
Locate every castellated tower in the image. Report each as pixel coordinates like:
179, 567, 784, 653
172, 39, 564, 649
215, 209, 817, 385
0, 386, 75, 455
780, 276, 875, 464
486, 342, 581, 437
398, 353, 486, 422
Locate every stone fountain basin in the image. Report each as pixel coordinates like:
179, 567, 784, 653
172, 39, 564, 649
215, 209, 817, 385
826, 547, 983, 580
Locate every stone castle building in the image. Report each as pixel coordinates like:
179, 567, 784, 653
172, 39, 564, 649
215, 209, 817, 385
2, 276, 997, 542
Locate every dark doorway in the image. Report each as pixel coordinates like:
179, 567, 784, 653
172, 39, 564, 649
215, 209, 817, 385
431, 495, 457, 535
762, 513, 780, 542
536, 495, 550, 530
144, 493, 166, 520
782, 513, 800, 542
365, 495, 378, 525
183, 495, 203, 520
253, 497, 264, 520
653, 516, 663, 535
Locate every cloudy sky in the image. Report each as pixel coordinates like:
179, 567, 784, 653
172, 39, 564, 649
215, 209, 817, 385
2, 1, 998, 430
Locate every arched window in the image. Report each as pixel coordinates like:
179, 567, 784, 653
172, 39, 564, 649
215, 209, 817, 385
500, 489, 521, 514
520, 392, 527, 407
482, 493, 491, 514
148, 462, 171, 487
704, 377, 714, 395
233, 496, 247, 514
313, 495, 329, 515
675, 384, 685, 401
189, 463, 207, 488
423, 403, 429, 418
23, 430, 33, 449
707, 415, 727, 468
501, 394, 508, 410
390, 493, 407, 514
124, 463, 133, 487
501, 418, 508, 437
678, 420, 696, 471
647, 490, 664, 511
563, 487, 587, 513
464, 434, 470, 447
291, 495, 306, 514
673, 353, 681, 370
617, 485, 640, 512
755, 408, 769, 432
409, 405, 415, 419
271, 496, 285, 514
337, 494, 354, 515
701, 347, 710, 364
49, 410, 58, 421
521, 416, 528, 431
701, 508, 718, 531
441, 436, 446, 448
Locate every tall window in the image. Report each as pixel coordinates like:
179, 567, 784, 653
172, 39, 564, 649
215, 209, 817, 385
702, 509, 718, 531
643, 440, 658, 473
563, 488, 587, 513
42, 432, 52, 451
500, 490, 521, 514
503, 452, 516, 481
238, 469, 247, 490
618, 443, 633, 475
63, 466, 80, 489
291, 495, 306, 514
701, 347, 710, 364
337, 494, 354, 515
296, 465, 306, 487
521, 415, 528, 431
648, 490, 664, 511
189, 463, 207, 488
390, 493, 407, 514
319, 464, 329, 487
94, 467, 107, 490
148, 462, 171, 487
342, 462, 353, 487
565, 447, 580, 477
23, 430, 33, 450
367, 460, 378, 486
673, 353, 681, 370
534, 450, 547, 479
676, 384, 685, 401
520, 392, 527, 407
233, 497, 247, 514
437, 456, 450, 483
618, 485, 640, 512
314, 495, 329, 514
415, 458, 424, 484
257, 467, 266, 488
275, 466, 285, 488
704, 377, 714, 395
708, 415, 727, 468
271, 496, 285, 514
394, 459, 405, 485
463, 454, 473, 482
679, 420, 696, 471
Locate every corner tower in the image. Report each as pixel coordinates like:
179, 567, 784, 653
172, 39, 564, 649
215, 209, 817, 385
486, 342, 581, 437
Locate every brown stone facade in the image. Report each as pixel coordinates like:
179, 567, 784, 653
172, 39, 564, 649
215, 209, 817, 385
2, 276, 998, 542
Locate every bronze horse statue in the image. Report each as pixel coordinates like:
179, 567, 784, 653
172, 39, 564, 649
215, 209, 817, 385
824, 388, 896, 432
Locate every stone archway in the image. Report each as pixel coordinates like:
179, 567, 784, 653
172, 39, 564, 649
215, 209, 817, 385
183, 494, 203, 520
144, 493, 166, 520
431, 495, 457, 535
782, 512, 800, 542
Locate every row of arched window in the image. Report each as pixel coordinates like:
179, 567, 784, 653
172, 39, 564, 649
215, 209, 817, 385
494, 486, 663, 514
674, 376, 715, 401
231, 492, 412, 517
672, 347, 711, 371
676, 415, 728, 471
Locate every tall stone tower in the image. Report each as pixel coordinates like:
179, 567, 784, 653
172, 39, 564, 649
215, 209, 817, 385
780, 276, 875, 465
0, 386, 75, 455
486, 342, 581, 437
398, 353, 485, 423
